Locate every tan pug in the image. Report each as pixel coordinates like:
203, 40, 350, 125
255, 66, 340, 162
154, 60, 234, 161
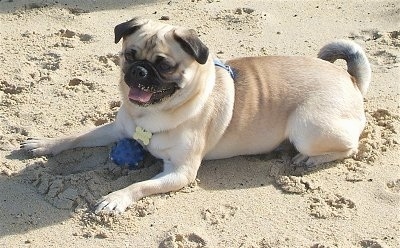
21, 18, 371, 214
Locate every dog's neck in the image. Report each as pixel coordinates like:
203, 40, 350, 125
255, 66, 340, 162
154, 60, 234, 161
214, 58, 235, 79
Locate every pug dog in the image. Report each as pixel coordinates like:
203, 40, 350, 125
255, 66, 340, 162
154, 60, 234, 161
21, 18, 371, 214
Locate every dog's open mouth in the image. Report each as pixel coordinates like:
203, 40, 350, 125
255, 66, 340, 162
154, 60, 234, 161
128, 83, 178, 106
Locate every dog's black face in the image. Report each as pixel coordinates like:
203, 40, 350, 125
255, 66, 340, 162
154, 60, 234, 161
114, 18, 209, 107
122, 55, 180, 106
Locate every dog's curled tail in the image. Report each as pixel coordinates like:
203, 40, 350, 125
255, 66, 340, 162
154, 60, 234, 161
318, 40, 371, 96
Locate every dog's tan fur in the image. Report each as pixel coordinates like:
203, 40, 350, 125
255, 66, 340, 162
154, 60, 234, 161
22, 19, 371, 214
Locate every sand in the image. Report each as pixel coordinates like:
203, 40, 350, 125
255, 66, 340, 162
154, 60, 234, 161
0, 0, 399, 247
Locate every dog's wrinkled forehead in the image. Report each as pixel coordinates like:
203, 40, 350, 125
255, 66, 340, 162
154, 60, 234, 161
118, 19, 172, 52
114, 18, 209, 64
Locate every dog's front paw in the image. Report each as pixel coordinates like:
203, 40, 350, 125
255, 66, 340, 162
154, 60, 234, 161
20, 138, 62, 156
94, 190, 133, 214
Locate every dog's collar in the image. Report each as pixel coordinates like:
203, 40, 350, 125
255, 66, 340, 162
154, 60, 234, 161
214, 58, 235, 79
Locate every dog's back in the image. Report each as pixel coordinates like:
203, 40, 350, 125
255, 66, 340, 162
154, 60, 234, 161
207, 55, 364, 160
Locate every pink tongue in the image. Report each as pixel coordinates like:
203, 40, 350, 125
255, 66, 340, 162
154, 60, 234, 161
128, 87, 153, 103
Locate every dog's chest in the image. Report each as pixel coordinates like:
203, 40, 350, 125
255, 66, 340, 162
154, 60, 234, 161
145, 132, 175, 161
145, 128, 193, 163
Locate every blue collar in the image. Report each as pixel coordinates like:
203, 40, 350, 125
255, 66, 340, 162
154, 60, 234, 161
214, 58, 236, 79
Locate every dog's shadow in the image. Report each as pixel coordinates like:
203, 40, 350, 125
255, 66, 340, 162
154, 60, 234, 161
1, 142, 338, 239
9, 142, 336, 199
2, 144, 164, 238
7, 141, 338, 205
6, 146, 161, 210
7, 141, 338, 223
8, 145, 111, 174
197, 143, 338, 191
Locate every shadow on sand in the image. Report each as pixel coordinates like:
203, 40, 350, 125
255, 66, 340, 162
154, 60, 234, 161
0, 0, 161, 13
0, 140, 335, 238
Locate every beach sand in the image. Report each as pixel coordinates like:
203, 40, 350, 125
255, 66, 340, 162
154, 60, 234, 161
0, 0, 399, 247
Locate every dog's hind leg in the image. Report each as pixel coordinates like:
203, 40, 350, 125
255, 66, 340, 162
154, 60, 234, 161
292, 149, 356, 167
288, 112, 365, 167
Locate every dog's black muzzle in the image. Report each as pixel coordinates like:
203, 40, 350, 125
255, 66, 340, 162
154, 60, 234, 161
124, 60, 165, 90
123, 60, 179, 105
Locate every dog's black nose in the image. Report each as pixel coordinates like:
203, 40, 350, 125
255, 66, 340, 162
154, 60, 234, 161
133, 66, 148, 79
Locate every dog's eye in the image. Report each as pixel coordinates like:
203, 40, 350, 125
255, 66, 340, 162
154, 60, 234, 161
158, 62, 173, 72
124, 50, 137, 62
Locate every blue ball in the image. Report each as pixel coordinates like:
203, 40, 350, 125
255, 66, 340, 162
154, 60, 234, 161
110, 138, 145, 169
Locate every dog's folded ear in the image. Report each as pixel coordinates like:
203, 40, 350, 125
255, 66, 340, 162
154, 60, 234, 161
114, 18, 143, 44
173, 29, 209, 65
